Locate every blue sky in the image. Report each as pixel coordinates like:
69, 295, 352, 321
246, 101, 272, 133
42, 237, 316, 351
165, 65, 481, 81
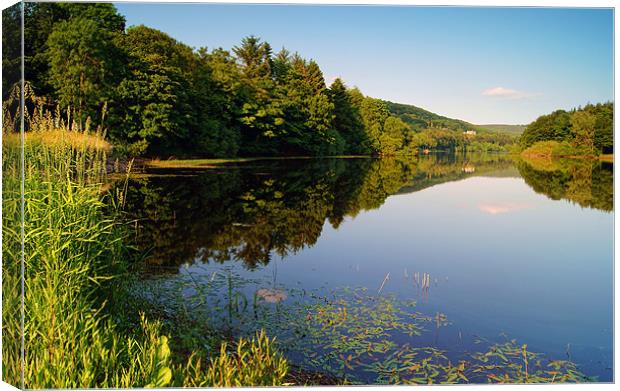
114, 4, 613, 125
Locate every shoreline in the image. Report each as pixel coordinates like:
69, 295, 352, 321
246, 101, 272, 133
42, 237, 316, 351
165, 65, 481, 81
115, 151, 612, 172
520, 152, 613, 162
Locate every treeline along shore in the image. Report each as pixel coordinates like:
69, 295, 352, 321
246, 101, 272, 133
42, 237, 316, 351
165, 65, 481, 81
3, 2, 522, 160
518, 102, 613, 159
3, 3, 612, 161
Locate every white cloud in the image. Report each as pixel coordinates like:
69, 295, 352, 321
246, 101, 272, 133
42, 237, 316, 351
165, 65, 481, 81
482, 86, 540, 100
478, 202, 533, 215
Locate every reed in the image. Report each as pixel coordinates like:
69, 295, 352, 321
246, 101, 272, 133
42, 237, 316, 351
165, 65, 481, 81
377, 272, 390, 294
4, 106, 160, 387
181, 330, 288, 387
2, 111, 22, 387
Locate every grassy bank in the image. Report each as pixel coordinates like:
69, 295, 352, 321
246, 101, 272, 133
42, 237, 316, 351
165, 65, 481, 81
1, 101, 288, 388
144, 155, 372, 169
520, 140, 612, 161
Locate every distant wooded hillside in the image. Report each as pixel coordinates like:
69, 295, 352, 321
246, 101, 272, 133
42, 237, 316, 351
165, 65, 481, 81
385, 101, 523, 137
477, 124, 526, 135
384, 101, 480, 133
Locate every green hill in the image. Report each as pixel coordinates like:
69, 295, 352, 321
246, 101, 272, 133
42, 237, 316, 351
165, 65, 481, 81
384, 100, 521, 137
477, 124, 526, 135
384, 100, 481, 133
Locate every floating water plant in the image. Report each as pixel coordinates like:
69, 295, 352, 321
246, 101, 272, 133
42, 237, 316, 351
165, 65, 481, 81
130, 269, 590, 385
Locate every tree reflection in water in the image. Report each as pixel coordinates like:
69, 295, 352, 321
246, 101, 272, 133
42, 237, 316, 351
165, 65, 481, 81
119, 154, 612, 271
516, 156, 612, 212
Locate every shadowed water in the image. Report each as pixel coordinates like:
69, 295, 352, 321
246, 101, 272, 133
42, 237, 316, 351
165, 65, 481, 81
122, 154, 613, 383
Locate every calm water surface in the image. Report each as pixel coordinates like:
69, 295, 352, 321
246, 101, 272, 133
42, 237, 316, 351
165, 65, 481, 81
123, 154, 613, 382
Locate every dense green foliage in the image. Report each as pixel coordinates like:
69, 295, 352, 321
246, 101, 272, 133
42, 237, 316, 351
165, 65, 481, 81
1, 4, 20, 100
21, 2, 126, 105
109, 25, 199, 155
519, 102, 613, 155
6, 2, 519, 158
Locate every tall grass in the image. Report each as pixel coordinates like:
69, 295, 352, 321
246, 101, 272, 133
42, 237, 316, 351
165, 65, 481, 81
2, 89, 22, 387
1, 85, 288, 388
181, 331, 289, 387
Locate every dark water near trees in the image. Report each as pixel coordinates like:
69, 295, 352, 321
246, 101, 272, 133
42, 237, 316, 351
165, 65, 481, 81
122, 154, 613, 383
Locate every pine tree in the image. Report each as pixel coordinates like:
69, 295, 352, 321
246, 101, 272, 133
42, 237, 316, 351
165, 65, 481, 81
330, 78, 367, 154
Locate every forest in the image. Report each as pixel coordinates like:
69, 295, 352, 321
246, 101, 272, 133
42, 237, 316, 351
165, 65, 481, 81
3, 2, 514, 158
519, 102, 613, 156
